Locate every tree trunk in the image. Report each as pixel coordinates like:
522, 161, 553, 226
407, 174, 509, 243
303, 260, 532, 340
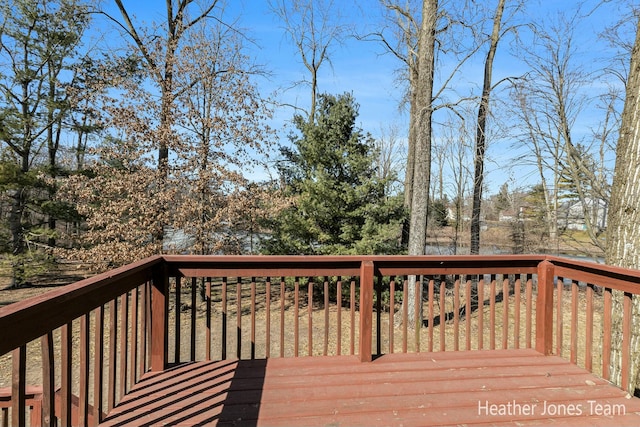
406, 0, 438, 328
402, 91, 417, 248
605, 15, 640, 396
470, 0, 506, 255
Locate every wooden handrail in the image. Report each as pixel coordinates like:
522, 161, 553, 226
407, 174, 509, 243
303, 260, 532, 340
0, 255, 163, 357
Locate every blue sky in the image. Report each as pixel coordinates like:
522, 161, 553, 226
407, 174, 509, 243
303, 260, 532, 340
95, 0, 633, 196
230, 1, 409, 134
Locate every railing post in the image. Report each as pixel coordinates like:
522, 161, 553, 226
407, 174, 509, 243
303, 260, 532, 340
536, 260, 554, 355
151, 261, 169, 371
359, 260, 374, 362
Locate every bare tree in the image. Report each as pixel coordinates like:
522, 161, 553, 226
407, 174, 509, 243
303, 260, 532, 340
269, 0, 347, 122
374, 122, 406, 196
370, 0, 487, 326
56, 2, 276, 268
510, 79, 563, 246
443, 111, 473, 254
102, 0, 222, 246
404, 0, 438, 328
172, 21, 275, 255
511, 8, 616, 253
470, 0, 507, 255
370, 0, 420, 246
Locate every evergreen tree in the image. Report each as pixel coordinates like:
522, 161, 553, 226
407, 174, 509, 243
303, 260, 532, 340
0, 0, 89, 285
262, 93, 405, 255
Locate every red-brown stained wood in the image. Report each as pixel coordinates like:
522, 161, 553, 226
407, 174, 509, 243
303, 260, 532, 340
279, 277, 285, 358
222, 277, 227, 360
585, 283, 594, 372
137, 282, 149, 378
8, 254, 640, 427
308, 277, 313, 357
526, 274, 533, 349
514, 276, 521, 349
108, 300, 117, 412
151, 263, 168, 372
454, 277, 460, 351
251, 277, 256, 359
322, 276, 329, 356
571, 280, 578, 364
556, 277, 564, 356
92, 306, 104, 426
389, 278, 395, 353
174, 277, 181, 364
376, 274, 382, 355
536, 260, 555, 355
502, 275, 509, 349
294, 277, 299, 357
266, 277, 271, 358
79, 314, 89, 426
350, 279, 355, 356
427, 278, 434, 352
42, 332, 55, 427
205, 279, 211, 361
359, 261, 374, 362
622, 292, 632, 391
143, 281, 150, 372
466, 279, 472, 351
11, 346, 26, 427
336, 277, 342, 356
403, 277, 409, 353
478, 277, 484, 350
415, 277, 421, 352
490, 275, 496, 350
236, 277, 242, 359
130, 288, 139, 387
99, 349, 640, 427
119, 293, 128, 399
603, 287, 612, 380
439, 280, 445, 352
61, 323, 71, 426
190, 278, 197, 362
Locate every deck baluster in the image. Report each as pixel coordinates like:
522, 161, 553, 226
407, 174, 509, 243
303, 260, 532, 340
603, 287, 612, 380
535, 260, 554, 355
359, 261, 374, 362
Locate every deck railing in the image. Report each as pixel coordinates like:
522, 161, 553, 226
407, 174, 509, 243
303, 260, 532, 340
1, 254, 640, 426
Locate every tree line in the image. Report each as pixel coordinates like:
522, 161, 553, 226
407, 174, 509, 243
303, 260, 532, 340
0, 0, 636, 278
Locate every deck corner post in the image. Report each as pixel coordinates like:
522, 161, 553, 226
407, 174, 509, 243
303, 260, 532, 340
359, 260, 374, 362
535, 259, 555, 355
151, 260, 169, 371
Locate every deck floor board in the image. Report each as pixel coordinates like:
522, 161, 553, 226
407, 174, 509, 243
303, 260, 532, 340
99, 349, 640, 426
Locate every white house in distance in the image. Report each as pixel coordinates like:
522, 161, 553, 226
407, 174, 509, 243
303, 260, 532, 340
558, 198, 608, 232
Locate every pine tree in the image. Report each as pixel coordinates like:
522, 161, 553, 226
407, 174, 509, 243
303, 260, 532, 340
262, 93, 405, 255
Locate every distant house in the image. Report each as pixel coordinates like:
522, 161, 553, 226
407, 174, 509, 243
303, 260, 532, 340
499, 206, 526, 222
499, 210, 517, 222
558, 198, 607, 231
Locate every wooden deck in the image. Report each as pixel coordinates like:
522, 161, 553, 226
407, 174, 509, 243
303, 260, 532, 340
6, 255, 640, 426
99, 349, 640, 427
